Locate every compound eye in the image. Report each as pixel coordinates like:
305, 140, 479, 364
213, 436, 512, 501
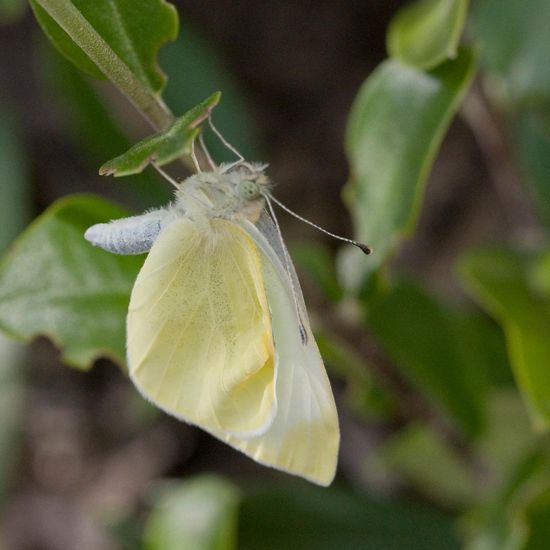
238, 180, 260, 201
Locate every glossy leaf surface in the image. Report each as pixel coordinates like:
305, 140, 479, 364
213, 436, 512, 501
342, 48, 476, 290
0, 195, 142, 369
30, 0, 178, 91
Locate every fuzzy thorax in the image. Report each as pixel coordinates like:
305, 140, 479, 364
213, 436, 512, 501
175, 163, 270, 223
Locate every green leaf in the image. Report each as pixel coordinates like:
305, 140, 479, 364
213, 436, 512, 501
341, 48, 476, 290
238, 481, 460, 550
368, 279, 488, 436
459, 248, 550, 429
387, 0, 469, 70
143, 476, 240, 550
471, 0, 550, 107
30, 0, 176, 131
100, 92, 221, 177
0, 195, 142, 369
30, 0, 177, 90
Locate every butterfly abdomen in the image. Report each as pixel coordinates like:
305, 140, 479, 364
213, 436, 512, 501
85, 209, 173, 255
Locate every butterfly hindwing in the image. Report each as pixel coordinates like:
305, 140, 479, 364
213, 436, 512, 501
127, 218, 277, 437
222, 217, 340, 486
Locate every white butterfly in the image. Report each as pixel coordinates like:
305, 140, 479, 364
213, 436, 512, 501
85, 162, 340, 485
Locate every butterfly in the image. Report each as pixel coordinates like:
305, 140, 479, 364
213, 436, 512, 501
85, 160, 361, 486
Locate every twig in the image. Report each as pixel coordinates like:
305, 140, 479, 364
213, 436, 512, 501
461, 83, 536, 232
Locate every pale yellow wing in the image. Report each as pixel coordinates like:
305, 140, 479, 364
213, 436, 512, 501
223, 219, 340, 486
127, 218, 276, 437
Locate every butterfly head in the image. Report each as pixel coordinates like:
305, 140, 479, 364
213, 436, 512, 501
237, 178, 263, 201
224, 162, 270, 222
176, 162, 271, 223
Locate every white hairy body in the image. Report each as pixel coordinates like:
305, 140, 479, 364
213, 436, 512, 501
85, 163, 269, 254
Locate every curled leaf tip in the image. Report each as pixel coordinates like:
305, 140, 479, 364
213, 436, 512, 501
189, 91, 222, 129
98, 93, 221, 177
98, 164, 114, 176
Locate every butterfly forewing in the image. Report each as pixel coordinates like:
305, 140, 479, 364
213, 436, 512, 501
127, 218, 277, 437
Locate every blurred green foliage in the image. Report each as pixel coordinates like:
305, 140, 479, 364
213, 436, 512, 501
513, 109, 550, 226
387, 0, 469, 70
0, 0, 26, 24
0, 0, 549, 548
368, 279, 488, 436
143, 476, 240, 550
160, 25, 263, 162
459, 248, 550, 429
471, 0, 550, 108
0, 112, 31, 251
0, 109, 28, 509
237, 482, 460, 550
38, 46, 171, 206
377, 422, 478, 508
341, 47, 476, 289
291, 242, 344, 303
472, 0, 550, 227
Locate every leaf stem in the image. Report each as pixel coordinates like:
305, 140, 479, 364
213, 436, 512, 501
35, 0, 174, 132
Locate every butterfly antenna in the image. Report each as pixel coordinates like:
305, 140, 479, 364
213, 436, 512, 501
154, 164, 180, 189
266, 192, 372, 255
199, 132, 217, 170
264, 195, 309, 345
208, 116, 245, 172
